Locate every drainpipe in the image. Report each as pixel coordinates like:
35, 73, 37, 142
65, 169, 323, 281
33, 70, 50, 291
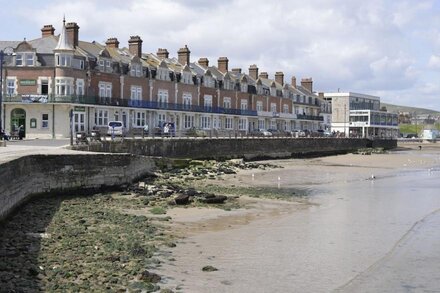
52, 104, 55, 138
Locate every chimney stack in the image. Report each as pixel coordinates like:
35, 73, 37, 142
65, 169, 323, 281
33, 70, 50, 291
198, 57, 209, 68
106, 37, 119, 49
65, 22, 79, 48
259, 72, 269, 79
291, 76, 297, 88
249, 64, 259, 80
275, 72, 284, 86
177, 45, 191, 65
41, 25, 55, 38
217, 57, 229, 73
157, 48, 169, 60
301, 78, 313, 93
128, 36, 143, 57
231, 68, 242, 74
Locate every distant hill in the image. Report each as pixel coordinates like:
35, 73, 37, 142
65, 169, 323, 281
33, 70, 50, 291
381, 103, 440, 115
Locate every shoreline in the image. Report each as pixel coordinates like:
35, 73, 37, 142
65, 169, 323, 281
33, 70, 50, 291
157, 143, 440, 292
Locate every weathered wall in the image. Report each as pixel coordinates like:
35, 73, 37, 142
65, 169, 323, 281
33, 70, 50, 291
82, 138, 397, 159
0, 154, 155, 222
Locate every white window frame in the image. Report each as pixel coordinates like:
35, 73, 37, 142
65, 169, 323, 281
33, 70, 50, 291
270, 103, 277, 113
6, 78, 16, 96
200, 116, 211, 129
99, 82, 112, 98
56, 54, 72, 67
204, 95, 212, 110
76, 79, 84, 96
258, 119, 265, 129
223, 97, 231, 109
184, 115, 194, 129
256, 101, 263, 112
158, 89, 169, 107
225, 117, 233, 129
25, 53, 34, 66
15, 54, 23, 66
42, 113, 49, 129
131, 86, 142, 100
238, 118, 247, 130
283, 104, 289, 114
158, 113, 166, 127
135, 111, 146, 127
240, 99, 248, 110
55, 78, 73, 96
183, 93, 192, 109
95, 109, 109, 126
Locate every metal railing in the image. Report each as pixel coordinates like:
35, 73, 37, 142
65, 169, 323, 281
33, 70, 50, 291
4, 94, 258, 116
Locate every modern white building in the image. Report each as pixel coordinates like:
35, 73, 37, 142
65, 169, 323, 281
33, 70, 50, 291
324, 92, 399, 138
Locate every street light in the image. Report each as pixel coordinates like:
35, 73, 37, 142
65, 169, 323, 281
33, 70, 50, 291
0, 47, 15, 131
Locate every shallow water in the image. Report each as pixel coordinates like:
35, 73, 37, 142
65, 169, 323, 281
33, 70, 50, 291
161, 152, 440, 292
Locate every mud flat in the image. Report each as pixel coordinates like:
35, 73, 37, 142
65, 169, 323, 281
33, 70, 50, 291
158, 146, 440, 293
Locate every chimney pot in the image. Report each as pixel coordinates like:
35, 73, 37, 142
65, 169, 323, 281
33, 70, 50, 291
41, 24, 55, 38
157, 48, 169, 60
177, 45, 191, 65
301, 78, 313, 93
231, 68, 242, 74
249, 64, 259, 80
275, 71, 284, 86
259, 72, 269, 79
291, 76, 297, 88
106, 37, 120, 49
217, 56, 229, 73
65, 22, 80, 48
198, 57, 209, 68
128, 35, 143, 57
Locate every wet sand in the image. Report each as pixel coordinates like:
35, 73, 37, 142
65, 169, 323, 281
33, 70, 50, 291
159, 143, 440, 292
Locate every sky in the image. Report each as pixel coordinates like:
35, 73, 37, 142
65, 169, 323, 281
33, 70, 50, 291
1, 0, 440, 110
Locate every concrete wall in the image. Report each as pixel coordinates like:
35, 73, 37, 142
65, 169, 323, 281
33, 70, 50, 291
83, 138, 397, 160
0, 153, 155, 222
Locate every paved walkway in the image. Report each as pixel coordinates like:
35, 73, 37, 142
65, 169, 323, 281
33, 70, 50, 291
0, 139, 82, 165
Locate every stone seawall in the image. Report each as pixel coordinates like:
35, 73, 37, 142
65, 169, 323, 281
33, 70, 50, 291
82, 138, 397, 160
0, 154, 155, 222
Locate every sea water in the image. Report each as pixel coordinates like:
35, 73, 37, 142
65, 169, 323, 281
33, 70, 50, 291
162, 151, 440, 292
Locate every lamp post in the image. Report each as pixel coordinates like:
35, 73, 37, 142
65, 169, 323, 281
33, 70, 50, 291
0, 47, 14, 131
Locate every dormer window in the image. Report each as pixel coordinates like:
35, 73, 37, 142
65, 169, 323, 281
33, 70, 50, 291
98, 58, 112, 73
56, 53, 72, 67
15, 53, 35, 66
181, 72, 193, 84
241, 83, 248, 93
130, 64, 142, 77
15, 54, 23, 66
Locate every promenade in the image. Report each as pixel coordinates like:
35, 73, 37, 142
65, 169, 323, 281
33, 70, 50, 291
0, 139, 79, 165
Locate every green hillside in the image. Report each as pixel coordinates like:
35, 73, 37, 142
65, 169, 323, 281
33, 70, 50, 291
381, 102, 440, 115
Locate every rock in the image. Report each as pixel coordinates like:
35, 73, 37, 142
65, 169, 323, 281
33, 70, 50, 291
174, 194, 190, 205
202, 195, 228, 204
202, 265, 218, 272
139, 270, 161, 283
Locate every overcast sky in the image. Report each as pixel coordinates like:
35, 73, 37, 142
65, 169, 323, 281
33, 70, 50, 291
1, 0, 440, 110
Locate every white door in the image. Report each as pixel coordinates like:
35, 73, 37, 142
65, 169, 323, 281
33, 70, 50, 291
73, 112, 85, 133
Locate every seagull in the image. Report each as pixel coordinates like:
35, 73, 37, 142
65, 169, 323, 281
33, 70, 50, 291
371, 174, 376, 180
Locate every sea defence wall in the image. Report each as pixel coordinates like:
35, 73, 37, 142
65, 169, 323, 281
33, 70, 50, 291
0, 154, 155, 222
82, 138, 397, 160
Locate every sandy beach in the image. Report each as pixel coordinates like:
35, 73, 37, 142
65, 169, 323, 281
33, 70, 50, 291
158, 142, 440, 292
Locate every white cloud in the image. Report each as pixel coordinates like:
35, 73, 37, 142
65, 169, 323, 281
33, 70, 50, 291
8, 0, 440, 110
428, 55, 440, 69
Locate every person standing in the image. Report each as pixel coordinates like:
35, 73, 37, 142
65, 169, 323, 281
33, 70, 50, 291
18, 125, 25, 140
163, 123, 169, 137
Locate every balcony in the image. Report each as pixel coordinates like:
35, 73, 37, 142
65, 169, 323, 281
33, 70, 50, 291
297, 114, 324, 121
4, 95, 257, 116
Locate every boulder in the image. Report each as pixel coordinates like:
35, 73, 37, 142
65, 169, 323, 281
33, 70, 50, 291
139, 270, 161, 283
174, 194, 190, 205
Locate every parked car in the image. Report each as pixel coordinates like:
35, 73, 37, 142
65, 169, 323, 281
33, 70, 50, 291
267, 129, 282, 136
107, 121, 125, 136
291, 129, 306, 137
250, 129, 272, 137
